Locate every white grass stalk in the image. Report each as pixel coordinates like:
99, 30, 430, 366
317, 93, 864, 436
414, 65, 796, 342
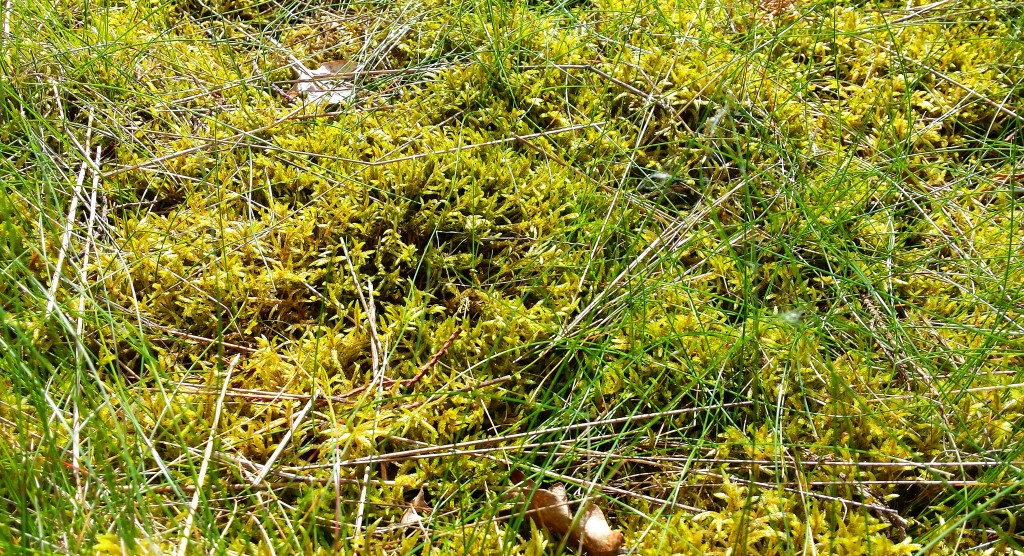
176, 355, 240, 556
251, 391, 317, 486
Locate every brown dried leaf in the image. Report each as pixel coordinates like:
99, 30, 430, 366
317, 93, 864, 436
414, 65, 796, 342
286, 60, 356, 105
509, 471, 624, 556
400, 489, 429, 529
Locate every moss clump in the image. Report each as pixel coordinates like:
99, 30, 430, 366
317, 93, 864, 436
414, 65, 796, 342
2, 0, 1023, 553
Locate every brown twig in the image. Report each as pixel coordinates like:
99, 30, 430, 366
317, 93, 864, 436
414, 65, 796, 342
699, 471, 909, 528
405, 374, 512, 410
518, 63, 674, 113
163, 335, 470, 409
337, 401, 752, 467
341, 328, 463, 399
103, 121, 603, 179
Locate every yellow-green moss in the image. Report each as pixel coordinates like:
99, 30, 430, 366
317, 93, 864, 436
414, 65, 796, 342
3, 0, 1023, 552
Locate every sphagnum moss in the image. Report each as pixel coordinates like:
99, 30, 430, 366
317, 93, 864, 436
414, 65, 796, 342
1, 0, 1023, 553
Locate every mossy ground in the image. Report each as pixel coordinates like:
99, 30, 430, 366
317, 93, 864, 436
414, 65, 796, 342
1, 0, 1022, 553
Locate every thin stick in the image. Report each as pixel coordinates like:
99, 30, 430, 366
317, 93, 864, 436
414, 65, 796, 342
366, 282, 383, 387
176, 360, 483, 399
338, 238, 371, 325
353, 281, 381, 539
70, 144, 103, 509
538, 181, 745, 361
147, 323, 260, 354
2, 0, 10, 43
405, 328, 461, 386
166, 370, 507, 410
176, 354, 239, 556
59, 110, 95, 512
333, 430, 343, 542
45, 108, 93, 318
385, 432, 629, 463
104, 122, 603, 178
338, 237, 387, 540
251, 391, 318, 486
339, 401, 751, 467
194, 448, 399, 488
700, 471, 909, 527
516, 459, 702, 514
518, 64, 674, 113
858, 36, 1021, 123
102, 102, 311, 178
404, 373, 509, 411
146, 481, 301, 494
340, 327, 462, 399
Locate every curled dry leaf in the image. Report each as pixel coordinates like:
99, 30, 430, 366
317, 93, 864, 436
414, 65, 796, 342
286, 60, 355, 105
400, 488, 430, 529
509, 471, 624, 556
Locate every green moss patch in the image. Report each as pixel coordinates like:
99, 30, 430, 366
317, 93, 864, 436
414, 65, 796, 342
1, 0, 1022, 553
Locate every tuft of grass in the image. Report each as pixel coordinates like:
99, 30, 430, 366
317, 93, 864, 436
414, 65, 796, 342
1, 0, 1022, 553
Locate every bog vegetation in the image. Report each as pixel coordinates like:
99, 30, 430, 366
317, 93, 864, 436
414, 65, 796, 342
1, 0, 1022, 553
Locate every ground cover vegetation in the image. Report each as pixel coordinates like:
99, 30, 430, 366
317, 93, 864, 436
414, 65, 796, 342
1, 0, 1022, 553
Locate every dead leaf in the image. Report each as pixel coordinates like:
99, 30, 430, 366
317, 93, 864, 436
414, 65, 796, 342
509, 471, 624, 556
759, 0, 795, 21
400, 489, 430, 529
286, 60, 355, 105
